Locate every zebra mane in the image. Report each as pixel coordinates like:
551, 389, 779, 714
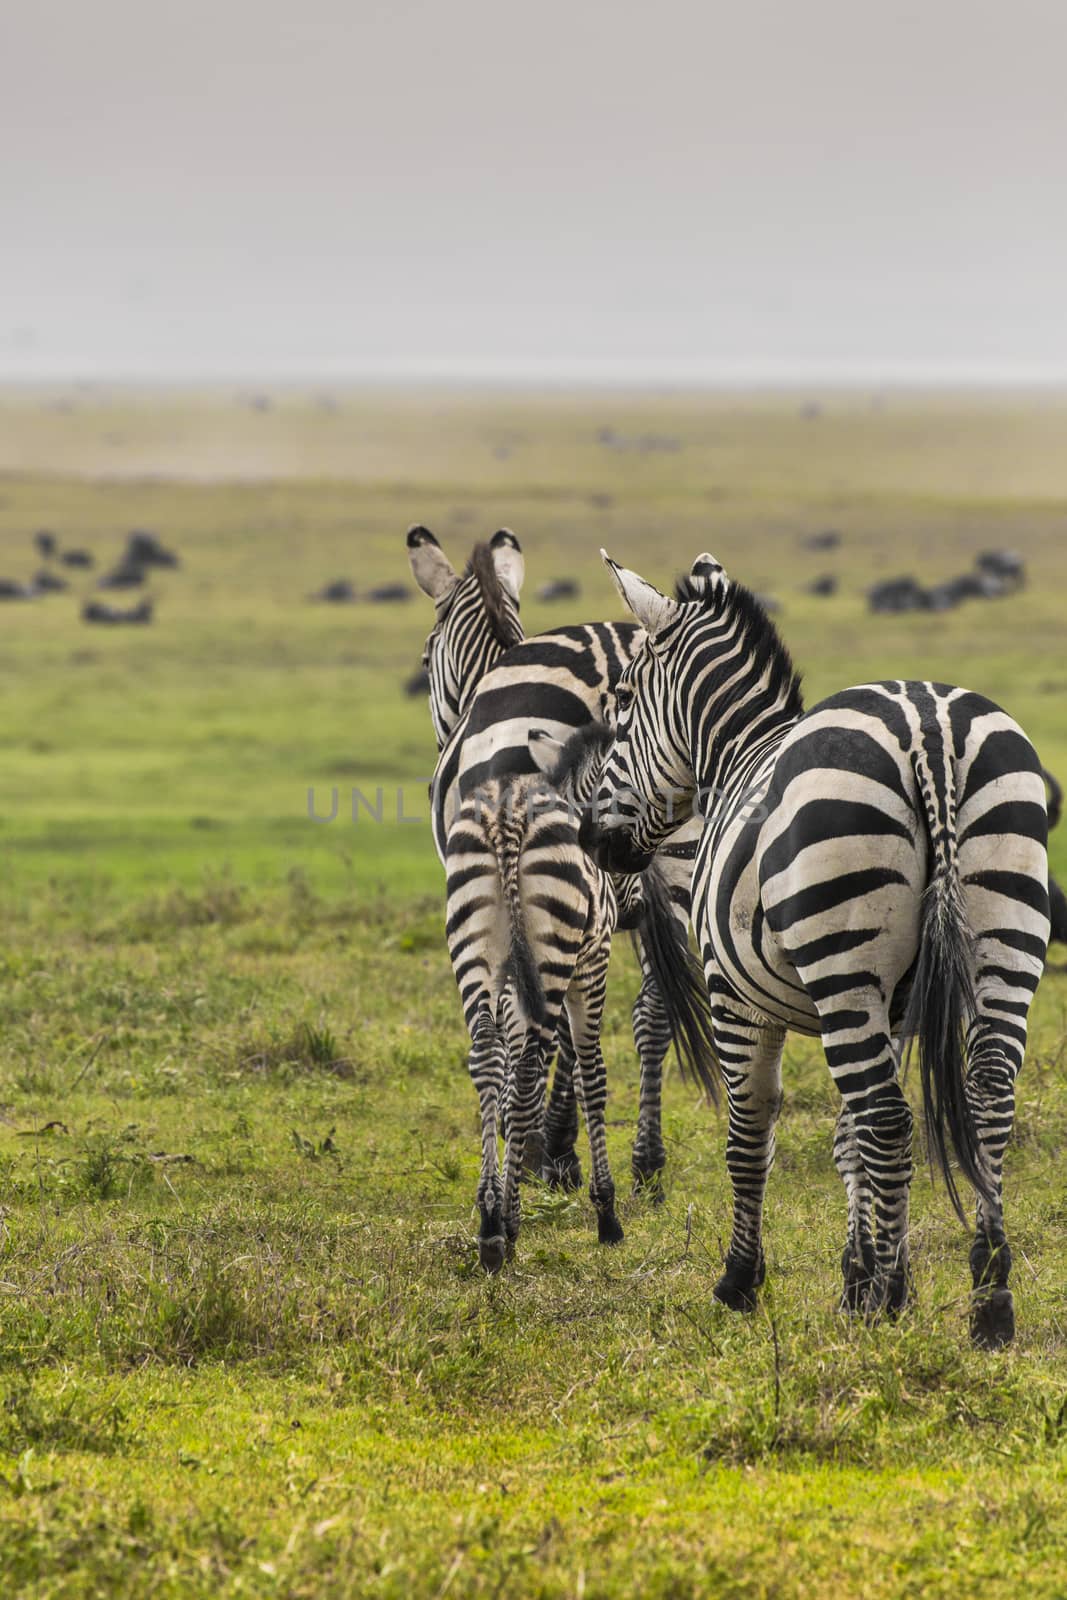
674, 572, 804, 717
466, 543, 523, 649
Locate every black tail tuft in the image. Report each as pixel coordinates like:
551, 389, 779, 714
633, 864, 720, 1105
901, 872, 990, 1221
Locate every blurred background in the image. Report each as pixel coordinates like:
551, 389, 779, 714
2, 0, 1066, 903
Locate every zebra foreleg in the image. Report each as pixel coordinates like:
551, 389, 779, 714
711, 1013, 785, 1313
630, 972, 670, 1201
468, 1010, 509, 1274
964, 1020, 1021, 1349
833, 1105, 878, 1313
566, 954, 624, 1246
542, 1013, 583, 1191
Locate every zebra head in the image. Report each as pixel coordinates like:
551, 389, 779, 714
407, 525, 524, 748
529, 723, 615, 811
582, 549, 801, 873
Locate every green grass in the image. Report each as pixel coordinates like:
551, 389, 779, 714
0, 389, 1066, 1596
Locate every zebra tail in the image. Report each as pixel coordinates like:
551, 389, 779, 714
486, 808, 549, 1030
902, 737, 991, 1220
632, 863, 721, 1106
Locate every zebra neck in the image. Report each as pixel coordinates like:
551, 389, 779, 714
693, 700, 798, 804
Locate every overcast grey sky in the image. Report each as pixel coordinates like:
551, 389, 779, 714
2, 0, 1065, 381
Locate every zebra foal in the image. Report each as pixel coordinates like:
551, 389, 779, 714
407, 522, 714, 1194
583, 550, 1049, 1347
446, 723, 711, 1270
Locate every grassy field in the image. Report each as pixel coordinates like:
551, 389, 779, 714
0, 387, 1065, 1597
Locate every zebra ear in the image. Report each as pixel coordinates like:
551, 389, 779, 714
490, 528, 524, 603
528, 727, 563, 775
600, 549, 679, 639
407, 525, 458, 602
690, 552, 727, 591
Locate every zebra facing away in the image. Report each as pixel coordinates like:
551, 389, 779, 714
407, 523, 713, 1195
582, 550, 1049, 1348
445, 722, 712, 1269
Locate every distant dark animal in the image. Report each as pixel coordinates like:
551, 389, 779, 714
366, 583, 411, 604
82, 599, 153, 625
807, 575, 838, 597
98, 561, 146, 590
60, 549, 94, 569
311, 580, 356, 603
126, 530, 179, 569
976, 550, 1025, 590
0, 579, 34, 600
536, 578, 581, 603
34, 530, 57, 559
803, 530, 841, 551
867, 575, 928, 614
404, 665, 431, 698
33, 569, 68, 593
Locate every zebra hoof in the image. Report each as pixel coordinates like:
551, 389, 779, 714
632, 1171, 666, 1206
840, 1242, 877, 1316
521, 1129, 545, 1180
713, 1249, 765, 1312
862, 1271, 909, 1324
597, 1211, 625, 1246
478, 1235, 508, 1275
713, 1275, 759, 1313
542, 1152, 583, 1192
970, 1288, 1015, 1350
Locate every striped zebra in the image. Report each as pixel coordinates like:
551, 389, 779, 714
445, 722, 711, 1269
582, 550, 1049, 1348
407, 524, 712, 1193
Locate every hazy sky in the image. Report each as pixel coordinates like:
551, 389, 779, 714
3, 0, 1066, 381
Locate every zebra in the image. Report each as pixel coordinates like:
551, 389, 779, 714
582, 549, 1049, 1348
446, 721, 714, 1270
407, 524, 524, 748
407, 524, 713, 1194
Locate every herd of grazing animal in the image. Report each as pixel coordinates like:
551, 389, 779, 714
407, 528, 1055, 1350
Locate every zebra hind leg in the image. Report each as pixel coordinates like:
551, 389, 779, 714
965, 1019, 1022, 1349
468, 1010, 509, 1274
541, 1013, 583, 1191
566, 957, 624, 1245
630, 973, 669, 1202
711, 1013, 785, 1313
833, 1105, 878, 1313
822, 1005, 913, 1320
500, 1033, 550, 1254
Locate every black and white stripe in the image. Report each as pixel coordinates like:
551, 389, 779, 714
407, 524, 523, 749
585, 550, 1049, 1348
446, 724, 704, 1268
408, 526, 712, 1195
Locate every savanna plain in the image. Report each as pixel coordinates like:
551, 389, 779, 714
0, 388, 1065, 1598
